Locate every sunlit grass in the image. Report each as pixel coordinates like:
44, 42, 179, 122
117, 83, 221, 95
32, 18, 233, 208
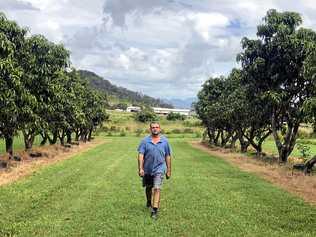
0, 137, 315, 236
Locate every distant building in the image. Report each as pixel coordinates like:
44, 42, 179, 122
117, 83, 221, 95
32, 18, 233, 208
126, 106, 141, 112
152, 107, 191, 116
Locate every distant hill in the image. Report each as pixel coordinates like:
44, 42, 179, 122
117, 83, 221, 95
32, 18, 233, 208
78, 70, 173, 108
163, 97, 196, 109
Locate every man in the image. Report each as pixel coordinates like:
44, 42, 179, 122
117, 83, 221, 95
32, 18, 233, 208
137, 122, 172, 219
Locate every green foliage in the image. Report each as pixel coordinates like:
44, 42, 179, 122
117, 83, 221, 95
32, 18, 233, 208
183, 128, 194, 133
0, 12, 109, 154
119, 129, 126, 137
135, 128, 143, 137
196, 9, 316, 162
113, 103, 128, 110
183, 119, 201, 127
166, 112, 185, 121
238, 9, 316, 161
171, 128, 181, 134
135, 109, 157, 123
195, 131, 202, 138
296, 143, 311, 161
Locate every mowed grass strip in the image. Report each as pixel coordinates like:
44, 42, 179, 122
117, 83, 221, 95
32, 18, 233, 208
0, 137, 315, 237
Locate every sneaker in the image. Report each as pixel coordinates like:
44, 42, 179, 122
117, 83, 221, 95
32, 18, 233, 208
151, 209, 158, 220
151, 210, 158, 219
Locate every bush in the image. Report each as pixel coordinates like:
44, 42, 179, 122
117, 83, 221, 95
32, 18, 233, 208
99, 126, 109, 132
297, 128, 311, 139
183, 119, 202, 127
195, 131, 202, 138
171, 128, 182, 134
120, 129, 126, 136
114, 103, 128, 110
110, 125, 118, 132
183, 128, 194, 133
166, 112, 185, 121
135, 128, 143, 137
296, 142, 311, 161
296, 139, 316, 145
135, 110, 158, 123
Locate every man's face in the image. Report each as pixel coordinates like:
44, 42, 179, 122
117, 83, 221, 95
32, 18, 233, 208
150, 123, 161, 135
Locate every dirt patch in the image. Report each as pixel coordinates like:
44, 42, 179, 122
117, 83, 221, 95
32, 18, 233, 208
190, 141, 316, 206
0, 139, 105, 186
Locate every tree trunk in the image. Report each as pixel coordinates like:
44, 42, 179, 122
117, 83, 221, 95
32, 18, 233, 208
271, 108, 299, 163
244, 128, 272, 156
214, 130, 221, 146
5, 135, 14, 158
58, 130, 65, 146
230, 133, 238, 149
80, 128, 87, 142
240, 139, 249, 153
75, 129, 80, 141
207, 127, 215, 145
237, 129, 249, 153
66, 129, 72, 144
87, 129, 93, 141
255, 131, 272, 156
47, 130, 58, 145
221, 130, 232, 147
23, 129, 36, 150
39, 131, 47, 146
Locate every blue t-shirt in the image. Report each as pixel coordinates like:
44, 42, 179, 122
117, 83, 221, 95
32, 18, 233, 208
137, 135, 172, 175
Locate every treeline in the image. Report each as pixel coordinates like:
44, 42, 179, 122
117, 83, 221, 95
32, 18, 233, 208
195, 9, 316, 162
78, 70, 174, 108
0, 13, 108, 157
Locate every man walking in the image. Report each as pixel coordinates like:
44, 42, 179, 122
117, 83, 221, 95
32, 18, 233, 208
137, 122, 172, 219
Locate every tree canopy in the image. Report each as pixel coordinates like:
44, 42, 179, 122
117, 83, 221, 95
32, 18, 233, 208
196, 9, 316, 162
0, 12, 109, 157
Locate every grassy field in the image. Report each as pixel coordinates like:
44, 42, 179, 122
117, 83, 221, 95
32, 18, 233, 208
262, 138, 316, 158
0, 136, 315, 236
0, 134, 43, 155
102, 110, 203, 137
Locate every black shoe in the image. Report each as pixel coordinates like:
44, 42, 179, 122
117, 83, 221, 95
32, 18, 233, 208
151, 208, 158, 219
151, 209, 158, 219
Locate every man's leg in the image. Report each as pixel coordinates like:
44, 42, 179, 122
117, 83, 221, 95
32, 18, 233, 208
145, 186, 152, 207
151, 173, 164, 218
143, 174, 153, 207
151, 187, 160, 210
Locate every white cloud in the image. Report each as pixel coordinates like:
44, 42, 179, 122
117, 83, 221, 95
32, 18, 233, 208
0, 0, 39, 11
2, 0, 316, 99
188, 12, 230, 40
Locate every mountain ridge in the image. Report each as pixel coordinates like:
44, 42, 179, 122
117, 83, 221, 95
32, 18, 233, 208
78, 70, 173, 108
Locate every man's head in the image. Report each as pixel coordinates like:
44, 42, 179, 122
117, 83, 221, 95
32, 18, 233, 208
149, 122, 161, 136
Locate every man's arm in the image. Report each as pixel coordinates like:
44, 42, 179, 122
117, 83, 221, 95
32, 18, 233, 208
138, 153, 144, 177
165, 155, 171, 179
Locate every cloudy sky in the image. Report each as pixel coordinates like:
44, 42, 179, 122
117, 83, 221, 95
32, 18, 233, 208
1, 0, 316, 100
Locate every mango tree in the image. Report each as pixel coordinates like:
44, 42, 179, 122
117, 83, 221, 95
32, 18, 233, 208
0, 13, 36, 157
238, 9, 316, 162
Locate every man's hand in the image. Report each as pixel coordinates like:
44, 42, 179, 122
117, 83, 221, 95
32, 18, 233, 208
166, 170, 171, 179
139, 168, 144, 177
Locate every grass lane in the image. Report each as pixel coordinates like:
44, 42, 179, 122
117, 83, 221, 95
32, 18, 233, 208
0, 137, 315, 236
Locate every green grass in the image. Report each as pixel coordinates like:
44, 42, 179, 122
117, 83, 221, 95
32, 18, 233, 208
104, 110, 203, 137
263, 138, 316, 157
0, 136, 315, 236
0, 134, 43, 154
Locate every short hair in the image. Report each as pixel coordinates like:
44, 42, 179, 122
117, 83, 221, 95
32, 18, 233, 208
149, 121, 160, 128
